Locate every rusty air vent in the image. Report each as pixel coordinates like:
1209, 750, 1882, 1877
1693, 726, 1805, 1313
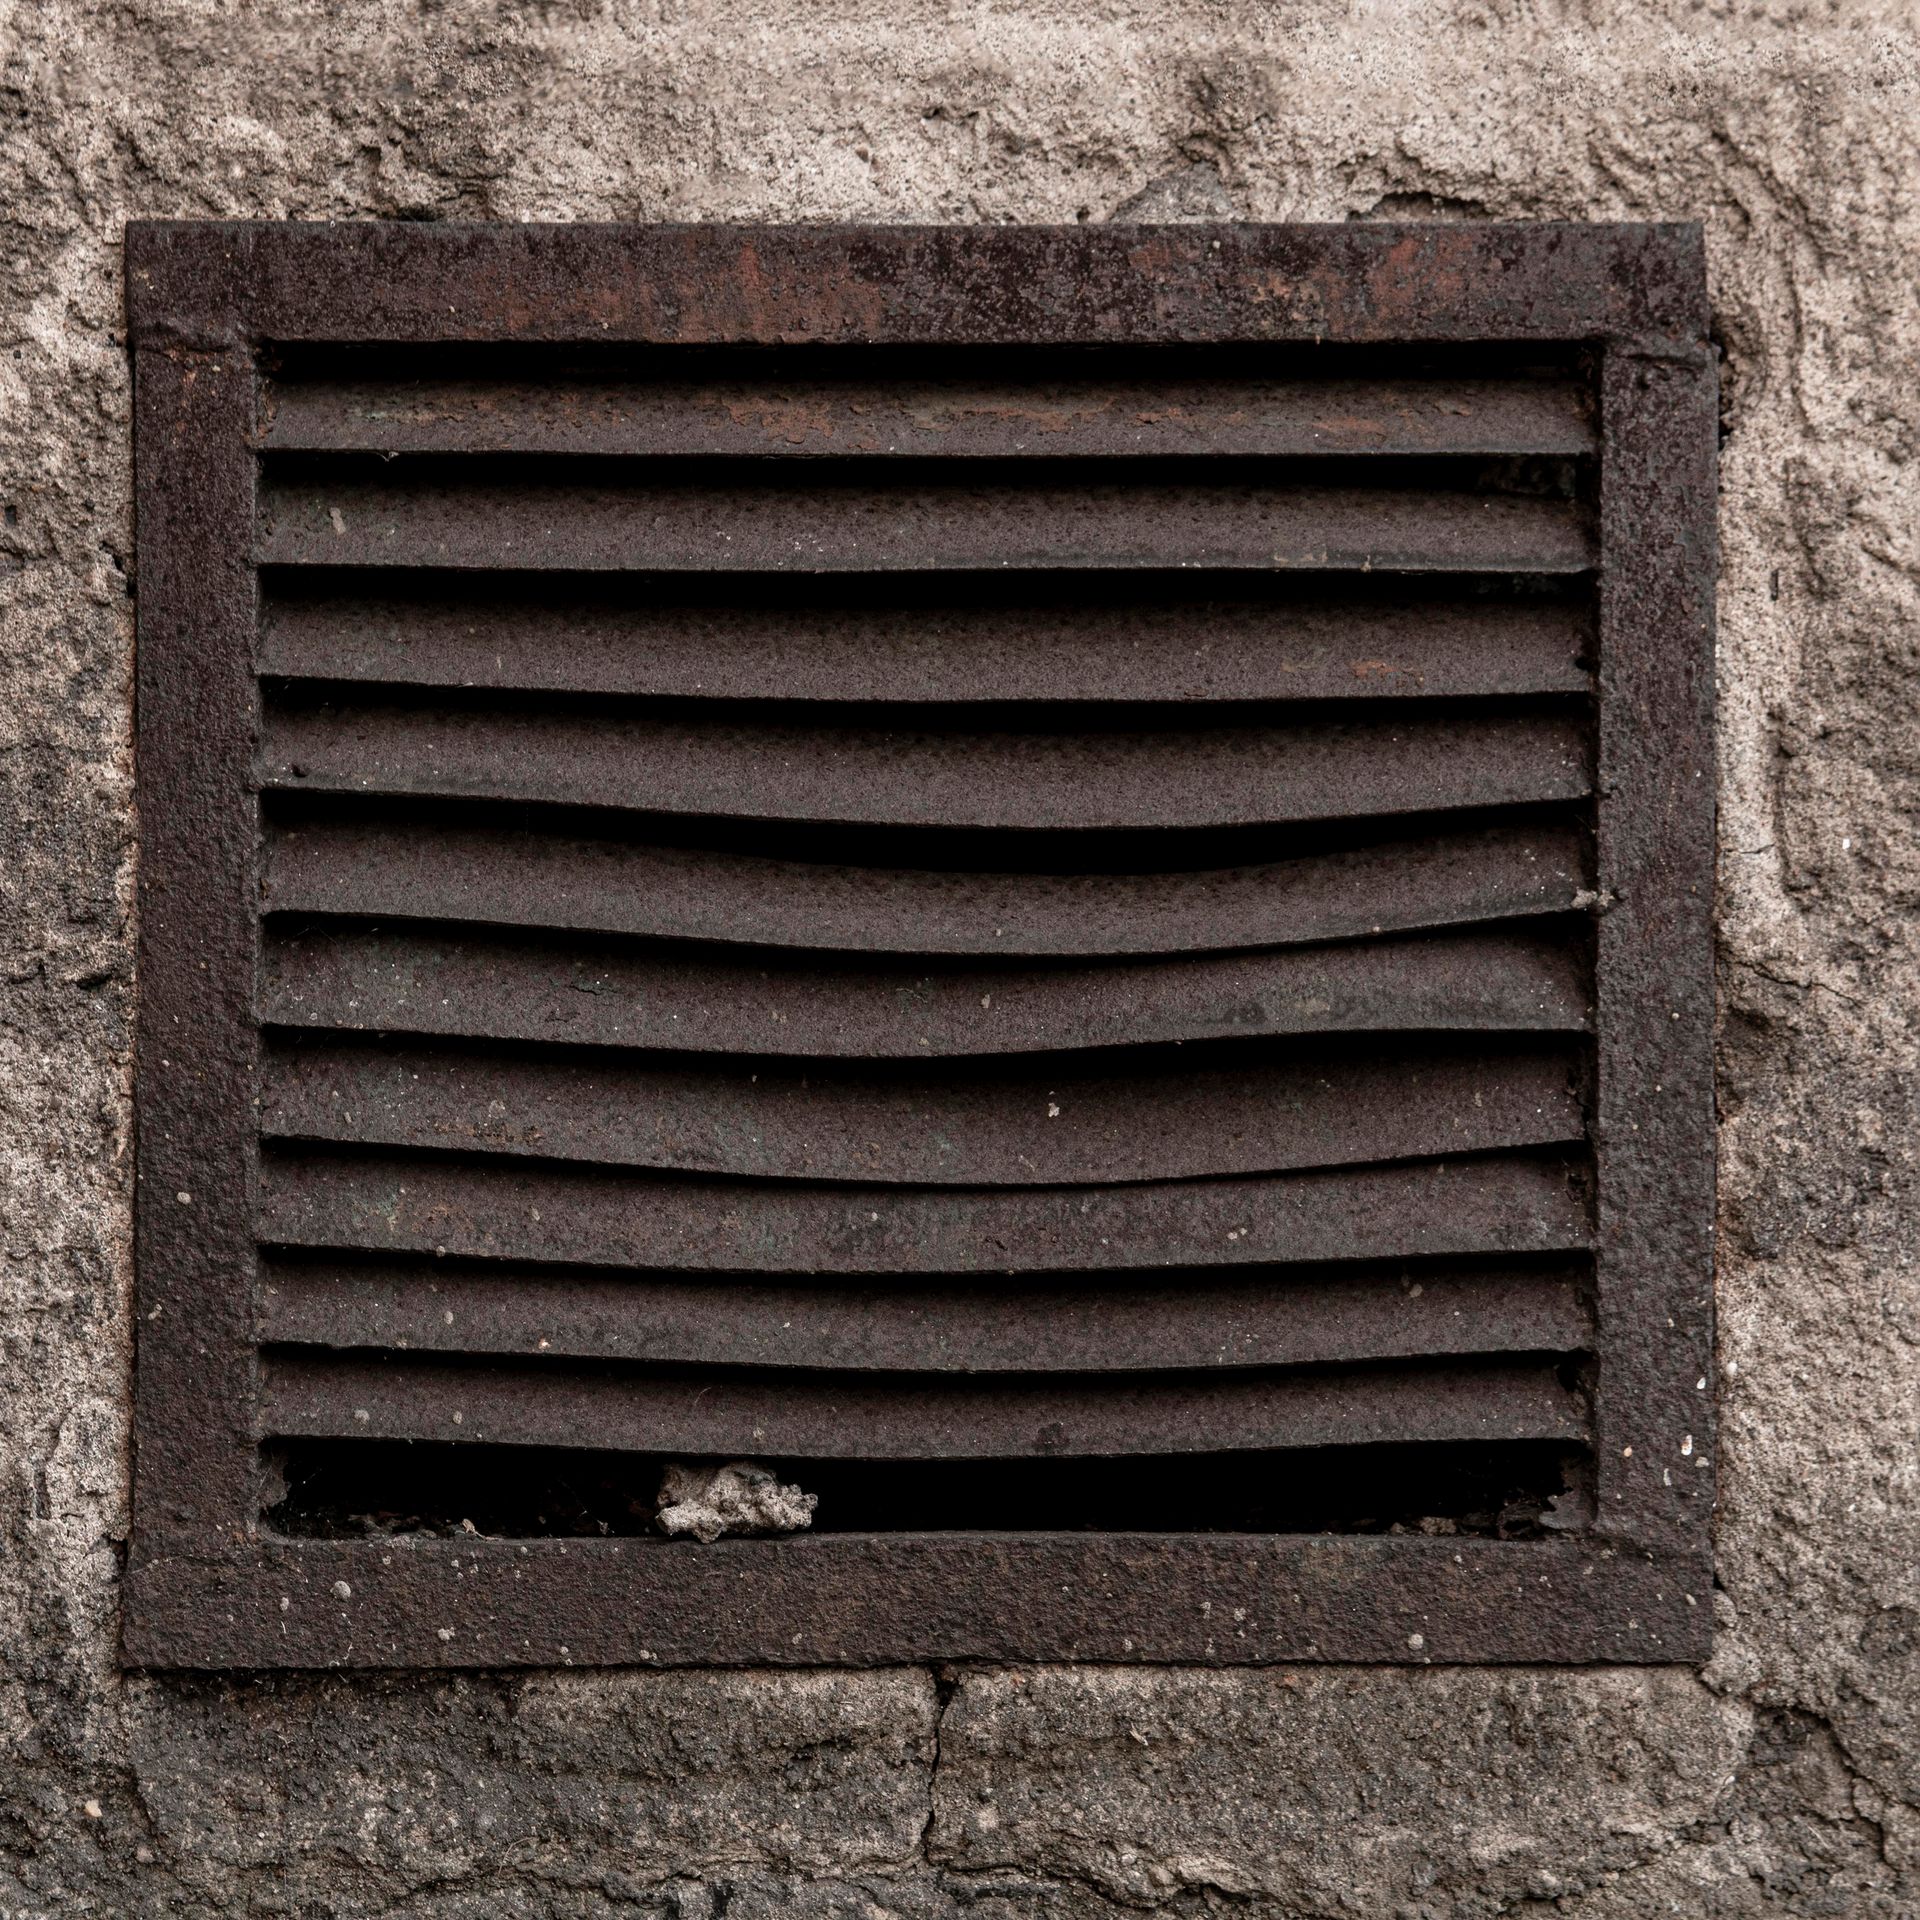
124, 222, 1715, 1668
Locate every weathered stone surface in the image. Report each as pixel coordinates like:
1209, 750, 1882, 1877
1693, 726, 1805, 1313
0, 4, 1915, 1914
118, 1670, 935, 1914
930, 1667, 1753, 1912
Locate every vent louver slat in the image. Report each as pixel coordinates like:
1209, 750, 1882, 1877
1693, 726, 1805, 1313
261, 1040, 1584, 1183
266, 818, 1588, 954
260, 924, 1591, 1054
129, 224, 1715, 1669
258, 1258, 1589, 1371
257, 588, 1592, 702
262, 1354, 1587, 1459
258, 466, 1595, 573
258, 369, 1597, 459
259, 700, 1588, 828
258, 1150, 1592, 1271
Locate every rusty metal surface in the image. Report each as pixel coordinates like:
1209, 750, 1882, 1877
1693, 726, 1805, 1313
258, 587, 1592, 704
258, 469, 1596, 574
126, 218, 1713, 1672
260, 1256, 1589, 1372
1590, 347, 1718, 1552
262, 1352, 1586, 1458
124, 1534, 1713, 1669
258, 1149, 1592, 1274
129, 346, 264, 1565
266, 817, 1589, 957
261, 699, 1588, 830
126, 220, 1706, 352
260, 1039, 1584, 1185
259, 369, 1596, 459
261, 924, 1592, 1056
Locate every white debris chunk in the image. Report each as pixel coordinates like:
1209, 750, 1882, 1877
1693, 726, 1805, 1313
655, 1461, 818, 1543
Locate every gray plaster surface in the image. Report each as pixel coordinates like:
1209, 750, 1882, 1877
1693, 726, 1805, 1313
0, 4, 1915, 1912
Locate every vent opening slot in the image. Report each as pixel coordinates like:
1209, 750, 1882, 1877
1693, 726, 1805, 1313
263, 1434, 1590, 1539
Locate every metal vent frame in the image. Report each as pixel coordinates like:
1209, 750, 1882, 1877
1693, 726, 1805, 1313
124, 221, 1715, 1670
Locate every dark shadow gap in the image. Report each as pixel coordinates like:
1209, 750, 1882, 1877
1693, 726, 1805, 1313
263, 1434, 1591, 1539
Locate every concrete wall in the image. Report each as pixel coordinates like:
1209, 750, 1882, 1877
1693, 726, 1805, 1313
2, 5, 1915, 1913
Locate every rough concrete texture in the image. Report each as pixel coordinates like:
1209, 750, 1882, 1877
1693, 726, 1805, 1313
0, 3, 1915, 1913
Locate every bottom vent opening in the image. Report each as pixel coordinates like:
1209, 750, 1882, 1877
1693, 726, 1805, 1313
263, 1437, 1588, 1542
